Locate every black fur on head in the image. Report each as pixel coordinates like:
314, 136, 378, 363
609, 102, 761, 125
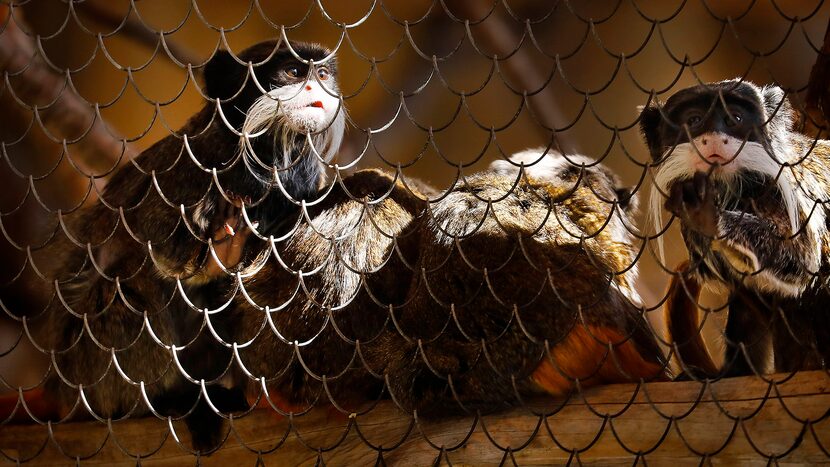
639, 80, 795, 162
202, 40, 339, 130
193, 40, 347, 236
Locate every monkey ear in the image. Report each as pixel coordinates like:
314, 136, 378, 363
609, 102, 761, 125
639, 104, 664, 160
203, 49, 245, 100
615, 187, 639, 213
761, 85, 795, 132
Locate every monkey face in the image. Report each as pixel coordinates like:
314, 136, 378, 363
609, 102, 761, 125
204, 41, 345, 137
639, 80, 783, 179
203, 41, 346, 184
640, 80, 802, 266
243, 58, 342, 135
640, 81, 799, 219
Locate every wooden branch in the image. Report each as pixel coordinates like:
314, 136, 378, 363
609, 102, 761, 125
2, 371, 828, 465
0, 4, 135, 182
444, 0, 569, 145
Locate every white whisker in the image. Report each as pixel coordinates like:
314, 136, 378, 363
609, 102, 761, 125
648, 136, 804, 269
235, 81, 346, 187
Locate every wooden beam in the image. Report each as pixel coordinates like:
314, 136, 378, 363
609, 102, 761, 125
1, 371, 828, 465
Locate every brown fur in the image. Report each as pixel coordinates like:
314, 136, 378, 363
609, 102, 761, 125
235, 152, 668, 415
385, 162, 667, 413
10, 40, 341, 452
642, 81, 830, 377
235, 169, 427, 411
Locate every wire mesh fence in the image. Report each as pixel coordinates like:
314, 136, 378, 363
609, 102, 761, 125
1, 0, 829, 464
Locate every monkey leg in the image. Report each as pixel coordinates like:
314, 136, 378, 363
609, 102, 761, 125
48, 279, 246, 451
813, 295, 830, 369
721, 290, 773, 377
44, 265, 183, 421
768, 300, 825, 372
149, 383, 249, 453
768, 283, 830, 372
772, 320, 816, 372
664, 261, 719, 379
531, 325, 666, 396
167, 311, 251, 453
47, 312, 181, 420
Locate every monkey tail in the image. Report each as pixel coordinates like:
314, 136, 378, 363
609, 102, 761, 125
665, 261, 719, 377
0, 388, 63, 423
531, 324, 668, 396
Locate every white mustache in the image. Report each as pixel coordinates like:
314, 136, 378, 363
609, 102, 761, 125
648, 135, 799, 265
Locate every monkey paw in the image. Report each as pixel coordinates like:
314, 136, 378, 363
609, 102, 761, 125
665, 172, 719, 238
204, 191, 257, 277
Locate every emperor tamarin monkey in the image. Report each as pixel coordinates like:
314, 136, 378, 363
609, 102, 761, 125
640, 79, 830, 377
2, 40, 345, 451
234, 149, 667, 415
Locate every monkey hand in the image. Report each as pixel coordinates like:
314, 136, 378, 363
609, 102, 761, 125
205, 193, 257, 278
665, 172, 719, 238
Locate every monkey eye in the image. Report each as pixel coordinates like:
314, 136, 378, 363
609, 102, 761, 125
686, 115, 702, 127
317, 67, 331, 81
725, 112, 743, 127
283, 66, 300, 78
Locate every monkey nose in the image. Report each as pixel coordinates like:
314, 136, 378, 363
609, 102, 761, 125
305, 85, 312, 91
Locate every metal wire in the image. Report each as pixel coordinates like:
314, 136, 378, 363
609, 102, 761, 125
0, 0, 829, 463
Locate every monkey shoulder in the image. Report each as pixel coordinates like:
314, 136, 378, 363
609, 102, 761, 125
424, 165, 638, 293
243, 169, 426, 300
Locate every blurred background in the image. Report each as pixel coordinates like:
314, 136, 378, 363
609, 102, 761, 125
1, 0, 828, 387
